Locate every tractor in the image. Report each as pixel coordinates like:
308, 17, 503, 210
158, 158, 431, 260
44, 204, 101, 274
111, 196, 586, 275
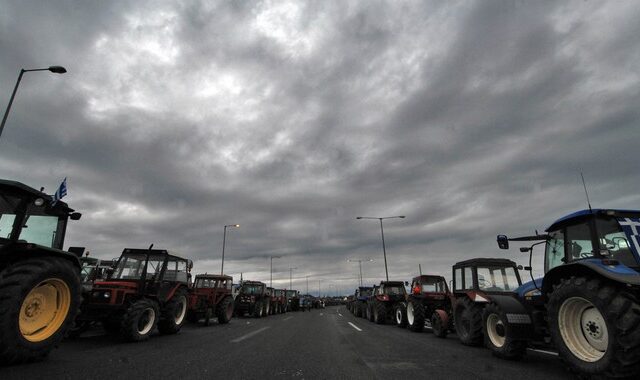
0, 179, 82, 364
496, 209, 640, 378
286, 289, 300, 311
398, 275, 453, 335
187, 274, 234, 326
365, 281, 407, 324
351, 286, 373, 318
234, 280, 269, 318
269, 288, 287, 314
78, 247, 192, 342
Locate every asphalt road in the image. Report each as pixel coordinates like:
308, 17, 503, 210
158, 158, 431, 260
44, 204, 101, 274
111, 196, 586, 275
0, 306, 573, 380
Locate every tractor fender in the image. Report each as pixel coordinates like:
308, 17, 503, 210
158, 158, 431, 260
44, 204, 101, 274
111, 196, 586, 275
1, 243, 81, 269
487, 294, 534, 340
542, 259, 640, 295
166, 284, 189, 301
434, 309, 450, 327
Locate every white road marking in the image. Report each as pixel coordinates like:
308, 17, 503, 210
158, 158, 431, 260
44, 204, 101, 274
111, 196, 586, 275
528, 348, 559, 356
231, 326, 270, 343
348, 322, 362, 332
283, 316, 293, 321
320, 313, 324, 316
338, 313, 343, 317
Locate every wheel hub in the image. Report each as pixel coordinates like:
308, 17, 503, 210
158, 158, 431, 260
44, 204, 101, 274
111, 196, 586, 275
19, 278, 71, 342
558, 297, 608, 362
581, 307, 607, 351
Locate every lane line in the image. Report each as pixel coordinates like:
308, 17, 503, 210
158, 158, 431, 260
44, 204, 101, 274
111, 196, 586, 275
230, 326, 270, 343
283, 316, 293, 321
338, 313, 343, 317
528, 348, 559, 356
348, 322, 362, 332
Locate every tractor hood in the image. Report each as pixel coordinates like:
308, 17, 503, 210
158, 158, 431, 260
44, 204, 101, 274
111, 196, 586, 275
516, 278, 543, 298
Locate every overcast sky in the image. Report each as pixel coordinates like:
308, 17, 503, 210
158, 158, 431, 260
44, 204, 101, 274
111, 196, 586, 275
1, 0, 639, 295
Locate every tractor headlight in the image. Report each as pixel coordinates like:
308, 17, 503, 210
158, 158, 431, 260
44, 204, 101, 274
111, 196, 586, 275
103, 291, 111, 299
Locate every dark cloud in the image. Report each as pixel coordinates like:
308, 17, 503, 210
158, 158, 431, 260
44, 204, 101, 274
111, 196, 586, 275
1, 0, 639, 294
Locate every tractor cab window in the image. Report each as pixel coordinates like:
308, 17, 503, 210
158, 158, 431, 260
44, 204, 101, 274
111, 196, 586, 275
18, 215, 60, 248
360, 288, 372, 297
384, 284, 405, 295
565, 222, 595, 261
454, 268, 463, 291
597, 218, 638, 267
545, 230, 565, 272
113, 254, 146, 279
421, 278, 446, 293
0, 214, 16, 239
243, 284, 262, 294
463, 267, 473, 289
164, 258, 188, 283
476, 266, 519, 292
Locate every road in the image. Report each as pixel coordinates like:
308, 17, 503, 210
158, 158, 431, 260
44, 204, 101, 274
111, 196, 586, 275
0, 306, 572, 380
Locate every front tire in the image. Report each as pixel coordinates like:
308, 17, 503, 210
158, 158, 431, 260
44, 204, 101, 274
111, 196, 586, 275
120, 298, 159, 342
407, 301, 425, 332
548, 277, 640, 378
395, 303, 407, 327
216, 297, 234, 324
454, 297, 483, 346
158, 288, 188, 335
0, 257, 81, 364
482, 303, 526, 360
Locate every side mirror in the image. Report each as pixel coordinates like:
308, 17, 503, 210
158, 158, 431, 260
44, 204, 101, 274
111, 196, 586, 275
405, 281, 409, 286
70, 212, 82, 221
519, 247, 530, 253
524, 266, 532, 271
497, 235, 509, 250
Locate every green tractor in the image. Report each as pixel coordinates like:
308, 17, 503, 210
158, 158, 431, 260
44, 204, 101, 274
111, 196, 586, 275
0, 179, 82, 364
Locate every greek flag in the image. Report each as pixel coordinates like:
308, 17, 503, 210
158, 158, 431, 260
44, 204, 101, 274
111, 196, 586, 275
617, 217, 640, 259
51, 177, 67, 206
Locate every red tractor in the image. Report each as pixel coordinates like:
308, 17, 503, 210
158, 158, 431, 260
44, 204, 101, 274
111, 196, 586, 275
398, 275, 453, 336
365, 281, 407, 324
78, 247, 192, 342
269, 288, 287, 314
187, 274, 234, 326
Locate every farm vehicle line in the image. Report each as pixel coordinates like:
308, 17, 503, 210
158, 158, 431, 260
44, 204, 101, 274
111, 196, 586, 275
2, 178, 640, 379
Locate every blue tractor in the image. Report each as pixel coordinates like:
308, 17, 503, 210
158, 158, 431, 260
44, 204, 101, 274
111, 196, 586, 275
494, 209, 640, 378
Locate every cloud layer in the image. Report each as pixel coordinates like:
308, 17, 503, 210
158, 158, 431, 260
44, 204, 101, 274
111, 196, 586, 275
1, 0, 639, 295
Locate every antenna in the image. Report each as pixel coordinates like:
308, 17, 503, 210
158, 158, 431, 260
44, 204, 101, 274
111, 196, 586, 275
580, 171, 593, 212
419, 264, 422, 275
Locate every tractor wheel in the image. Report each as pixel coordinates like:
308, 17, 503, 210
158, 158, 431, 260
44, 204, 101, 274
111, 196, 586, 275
395, 303, 407, 327
432, 311, 448, 338
374, 300, 386, 324
407, 301, 425, 332
0, 257, 81, 365
354, 303, 361, 318
483, 303, 526, 360
217, 297, 234, 324
203, 307, 213, 326
264, 301, 271, 316
548, 276, 640, 378
121, 298, 159, 342
454, 297, 483, 346
253, 302, 263, 318
158, 288, 189, 335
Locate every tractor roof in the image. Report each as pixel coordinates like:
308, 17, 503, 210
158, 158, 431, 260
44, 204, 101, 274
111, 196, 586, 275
547, 209, 640, 231
121, 248, 189, 262
195, 274, 232, 281
380, 281, 405, 286
358, 286, 373, 290
413, 275, 445, 282
454, 258, 517, 268
243, 280, 265, 285
0, 179, 74, 213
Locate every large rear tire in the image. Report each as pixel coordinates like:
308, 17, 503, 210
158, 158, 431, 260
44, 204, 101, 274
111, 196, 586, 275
548, 276, 640, 378
216, 297, 234, 324
374, 300, 386, 324
482, 303, 526, 360
407, 301, 425, 332
454, 297, 484, 346
158, 288, 188, 335
120, 298, 159, 342
0, 257, 81, 364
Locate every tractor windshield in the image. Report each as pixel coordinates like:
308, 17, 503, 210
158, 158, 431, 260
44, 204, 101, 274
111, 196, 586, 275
242, 284, 263, 294
112, 253, 165, 280
476, 266, 519, 292
421, 278, 447, 293
599, 218, 638, 267
286, 290, 298, 297
359, 288, 372, 297
383, 284, 406, 295
0, 194, 63, 248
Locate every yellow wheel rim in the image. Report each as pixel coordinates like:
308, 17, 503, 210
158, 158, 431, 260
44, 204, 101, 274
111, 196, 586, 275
19, 278, 71, 342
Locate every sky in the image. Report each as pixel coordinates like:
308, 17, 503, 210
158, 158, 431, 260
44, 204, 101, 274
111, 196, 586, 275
1, 0, 639, 296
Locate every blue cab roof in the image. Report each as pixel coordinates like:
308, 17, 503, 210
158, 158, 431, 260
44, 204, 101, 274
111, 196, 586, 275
546, 209, 640, 232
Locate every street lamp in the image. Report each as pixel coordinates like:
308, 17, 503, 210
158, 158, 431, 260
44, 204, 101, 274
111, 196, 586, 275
288, 267, 297, 290
356, 215, 405, 281
270, 255, 281, 288
347, 258, 374, 287
306, 275, 309, 295
0, 66, 67, 140
220, 224, 240, 275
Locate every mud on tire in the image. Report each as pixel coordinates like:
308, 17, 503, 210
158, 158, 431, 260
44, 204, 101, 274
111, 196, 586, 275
0, 257, 81, 365
158, 288, 188, 335
454, 297, 483, 346
547, 276, 640, 378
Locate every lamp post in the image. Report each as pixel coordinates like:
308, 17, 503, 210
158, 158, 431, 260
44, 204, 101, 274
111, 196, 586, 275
306, 275, 309, 295
356, 216, 405, 281
288, 267, 297, 290
0, 66, 67, 141
270, 255, 281, 288
347, 258, 374, 287
220, 224, 239, 275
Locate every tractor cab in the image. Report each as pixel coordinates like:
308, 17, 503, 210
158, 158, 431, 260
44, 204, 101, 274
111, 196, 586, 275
0, 179, 81, 256
355, 286, 373, 300
410, 275, 450, 297
375, 281, 407, 302
452, 258, 522, 296
192, 274, 233, 291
